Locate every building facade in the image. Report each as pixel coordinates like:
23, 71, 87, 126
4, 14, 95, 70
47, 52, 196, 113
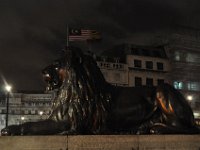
166, 26, 200, 119
96, 44, 171, 87
0, 91, 55, 131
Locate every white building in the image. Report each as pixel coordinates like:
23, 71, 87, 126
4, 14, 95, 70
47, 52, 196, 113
0, 91, 55, 131
97, 44, 170, 87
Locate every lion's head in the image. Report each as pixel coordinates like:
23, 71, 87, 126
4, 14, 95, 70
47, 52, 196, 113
42, 47, 106, 92
42, 60, 65, 91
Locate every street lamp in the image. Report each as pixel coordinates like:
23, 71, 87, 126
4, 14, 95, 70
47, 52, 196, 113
39, 111, 44, 116
187, 95, 193, 101
5, 84, 12, 128
21, 116, 25, 124
39, 111, 44, 120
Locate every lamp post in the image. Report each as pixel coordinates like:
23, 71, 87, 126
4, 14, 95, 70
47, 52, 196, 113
5, 85, 12, 128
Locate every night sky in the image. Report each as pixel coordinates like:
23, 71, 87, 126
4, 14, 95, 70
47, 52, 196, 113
0, 0, 200, 91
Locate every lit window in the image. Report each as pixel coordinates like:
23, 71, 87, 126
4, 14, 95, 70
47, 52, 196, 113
187, 82, 200, 91
173, 81, 183, 89
186, 53, 195, 63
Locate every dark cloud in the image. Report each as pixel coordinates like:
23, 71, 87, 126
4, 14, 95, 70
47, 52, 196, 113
0, 0, 199, 90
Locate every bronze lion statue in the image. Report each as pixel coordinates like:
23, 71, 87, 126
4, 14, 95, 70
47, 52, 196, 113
1, 47, 199, 135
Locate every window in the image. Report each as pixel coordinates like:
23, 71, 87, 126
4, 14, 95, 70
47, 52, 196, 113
173, 81, 183, 90
31, 110, 35, 114
135, 77, 142, 87
186, 53, 200, 63
134, 60, 142, 68
0, 120, 4, 125
24, 110, 28, 114
146, 61, 153, 69
157, 62, 164, 70
146, 78, 153, 87
21, 110, 25, 114
28, 110, 31, 114
187, 82, 200, 91
2, 109, 6, 114
157, 79, 164, 85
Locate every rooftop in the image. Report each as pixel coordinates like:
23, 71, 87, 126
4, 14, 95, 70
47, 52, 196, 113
97, 44, 168, 63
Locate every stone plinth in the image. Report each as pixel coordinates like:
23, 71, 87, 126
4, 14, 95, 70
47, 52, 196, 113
0, 135, 200, 150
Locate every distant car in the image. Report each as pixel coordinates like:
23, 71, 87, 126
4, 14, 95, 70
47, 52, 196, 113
1, 125, 21, 136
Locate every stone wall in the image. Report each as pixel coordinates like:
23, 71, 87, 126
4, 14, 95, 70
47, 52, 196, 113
0, 135, 200, 150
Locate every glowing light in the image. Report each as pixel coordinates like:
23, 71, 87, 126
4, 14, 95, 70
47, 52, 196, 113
21, 116, 25, 120
5, 85, 12, 92
39, 111, 44, 115
187, 95, 193, 101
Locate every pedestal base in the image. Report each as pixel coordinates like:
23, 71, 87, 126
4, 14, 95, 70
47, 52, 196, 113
0, 135, 200, 150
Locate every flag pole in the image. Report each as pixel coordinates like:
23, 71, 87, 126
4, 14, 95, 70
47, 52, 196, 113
66, 25, 69, 48
87, 40, 92, 52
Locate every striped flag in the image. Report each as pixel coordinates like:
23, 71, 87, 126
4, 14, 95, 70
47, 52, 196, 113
68, 28, 101, 41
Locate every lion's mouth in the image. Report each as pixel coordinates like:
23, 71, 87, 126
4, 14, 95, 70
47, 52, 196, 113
43, 73, 51, 81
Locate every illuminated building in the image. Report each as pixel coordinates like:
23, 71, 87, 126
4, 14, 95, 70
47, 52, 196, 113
0, 91, 55, 131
